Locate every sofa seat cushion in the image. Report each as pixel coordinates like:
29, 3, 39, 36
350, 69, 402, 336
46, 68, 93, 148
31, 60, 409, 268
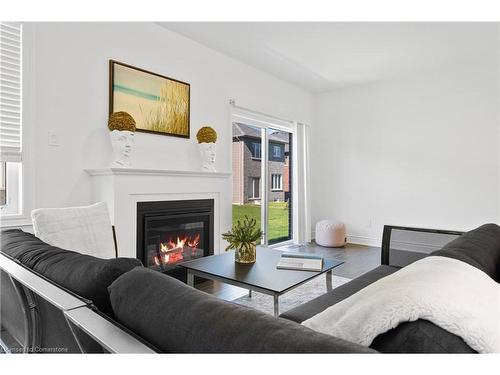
1, 229, 142, 317
431, 223, 500, 282
280, 265, 399, 323
108, 267, 376, 353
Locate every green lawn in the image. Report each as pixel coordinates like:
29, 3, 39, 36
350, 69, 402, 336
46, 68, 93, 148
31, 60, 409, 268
232, 202, 290, 244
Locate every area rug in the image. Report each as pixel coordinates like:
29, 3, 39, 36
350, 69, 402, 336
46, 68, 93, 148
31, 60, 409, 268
232, 274, 351, 315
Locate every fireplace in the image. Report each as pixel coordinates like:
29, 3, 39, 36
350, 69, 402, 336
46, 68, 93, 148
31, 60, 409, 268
136, 199, 214, 280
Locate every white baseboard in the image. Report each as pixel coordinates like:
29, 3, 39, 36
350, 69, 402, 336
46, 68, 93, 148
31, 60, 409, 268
1, 222, 33, 233
346, 235, 381, 247
311, 228, 381, 247
314, 234, 443, 251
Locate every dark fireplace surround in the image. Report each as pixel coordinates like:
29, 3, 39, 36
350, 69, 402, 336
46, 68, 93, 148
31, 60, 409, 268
136, 199, 214, 281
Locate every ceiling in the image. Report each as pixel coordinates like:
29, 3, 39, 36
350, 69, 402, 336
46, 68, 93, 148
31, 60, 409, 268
158, 22, 499, 93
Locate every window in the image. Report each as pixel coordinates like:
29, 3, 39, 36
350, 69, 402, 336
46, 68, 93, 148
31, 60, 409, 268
250, 177, 260, 199
0, 22, 23, 217
272, 144, 282, 158
271, 174, 283, 191
251, 141, 261, 159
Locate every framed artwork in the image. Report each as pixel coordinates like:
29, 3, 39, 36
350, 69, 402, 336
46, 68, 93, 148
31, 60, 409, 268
109, 60, 190, 138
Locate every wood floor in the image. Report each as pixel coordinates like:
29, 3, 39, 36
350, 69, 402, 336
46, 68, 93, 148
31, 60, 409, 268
197, 242, 381, 301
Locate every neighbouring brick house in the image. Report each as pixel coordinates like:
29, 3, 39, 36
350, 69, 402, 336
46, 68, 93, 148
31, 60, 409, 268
232, 123, 290, 205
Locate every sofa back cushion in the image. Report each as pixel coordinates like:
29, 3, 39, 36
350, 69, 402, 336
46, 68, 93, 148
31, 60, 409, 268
1, 229, 142, 317
31, 202, 116, 259
431, 223, 500, 282
108, 267, 376, 353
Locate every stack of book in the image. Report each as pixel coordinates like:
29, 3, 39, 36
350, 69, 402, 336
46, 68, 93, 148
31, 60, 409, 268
276, 253, 323, 272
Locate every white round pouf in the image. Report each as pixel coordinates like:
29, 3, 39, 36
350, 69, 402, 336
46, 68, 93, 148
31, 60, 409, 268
315, 220, 346, 247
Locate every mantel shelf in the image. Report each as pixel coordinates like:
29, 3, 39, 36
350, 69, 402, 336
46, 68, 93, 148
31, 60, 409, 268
84, 168, 232, 178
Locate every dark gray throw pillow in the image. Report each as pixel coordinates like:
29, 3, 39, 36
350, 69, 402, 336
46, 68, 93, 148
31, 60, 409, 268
1, 229, 142, 317
431, 223, 500, 282
108, 267, 376, 353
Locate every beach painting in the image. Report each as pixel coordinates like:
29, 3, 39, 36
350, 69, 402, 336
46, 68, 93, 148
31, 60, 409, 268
109, 61, 190, 138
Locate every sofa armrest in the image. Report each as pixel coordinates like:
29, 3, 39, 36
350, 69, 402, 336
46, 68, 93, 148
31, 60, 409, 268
0, 253, 86, 311
64, 307, 156, 353
0, 253, 155, 353
381, 225, 464, 267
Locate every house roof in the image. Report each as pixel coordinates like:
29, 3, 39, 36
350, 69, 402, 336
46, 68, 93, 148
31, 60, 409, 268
232, 123, 289, 144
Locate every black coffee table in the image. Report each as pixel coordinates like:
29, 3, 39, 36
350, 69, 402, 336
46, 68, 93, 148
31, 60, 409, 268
179, 248, 343, 316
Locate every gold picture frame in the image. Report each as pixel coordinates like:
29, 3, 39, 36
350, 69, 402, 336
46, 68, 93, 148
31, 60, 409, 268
109, 60, 190, 138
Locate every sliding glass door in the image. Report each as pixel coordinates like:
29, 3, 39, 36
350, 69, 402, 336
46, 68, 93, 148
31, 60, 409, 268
231, 117, 294, 246
231, 123, 263, 244
266, 128, 293, 245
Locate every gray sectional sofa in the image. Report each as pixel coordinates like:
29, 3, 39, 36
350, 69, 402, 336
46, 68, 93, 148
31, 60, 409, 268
0, 229, 373, 353
282, 223, 500, 353
1, 223, 499, 353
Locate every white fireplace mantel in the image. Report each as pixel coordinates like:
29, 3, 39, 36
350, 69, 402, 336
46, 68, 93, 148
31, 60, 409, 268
84, 168, 232, 258
85, 168, 232, 178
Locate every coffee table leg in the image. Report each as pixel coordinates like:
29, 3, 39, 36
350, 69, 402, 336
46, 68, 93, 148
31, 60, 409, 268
326, 270, 333, 292
273, 295, 279, 317
187, 271, 194, 287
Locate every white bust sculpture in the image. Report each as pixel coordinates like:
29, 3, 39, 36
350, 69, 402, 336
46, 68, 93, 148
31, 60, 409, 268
196, 126, 217, 172
110, 130, 135, 168
108, 112, 136, 168
199, 142, 216, 172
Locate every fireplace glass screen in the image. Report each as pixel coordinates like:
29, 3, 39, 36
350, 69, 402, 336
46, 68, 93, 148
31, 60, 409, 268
137, 199, 214, 280
145, 219, 206, 272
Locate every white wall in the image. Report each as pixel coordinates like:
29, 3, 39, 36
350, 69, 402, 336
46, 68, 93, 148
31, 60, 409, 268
26, 22, 313, 211
21, 22, 500, 247
311, 61, 500, 245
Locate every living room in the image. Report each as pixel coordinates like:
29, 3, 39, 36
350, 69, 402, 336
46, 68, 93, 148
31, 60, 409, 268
1, 1, 499, 373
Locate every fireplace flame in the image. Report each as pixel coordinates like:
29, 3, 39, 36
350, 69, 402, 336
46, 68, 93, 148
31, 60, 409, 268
153, 233, 201, 266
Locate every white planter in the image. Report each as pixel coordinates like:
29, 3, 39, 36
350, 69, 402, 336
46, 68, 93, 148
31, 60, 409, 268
110, 130, 135, 168
199, 142, 216, 172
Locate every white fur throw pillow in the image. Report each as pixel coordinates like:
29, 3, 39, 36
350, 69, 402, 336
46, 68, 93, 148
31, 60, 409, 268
31, 202, 116, 259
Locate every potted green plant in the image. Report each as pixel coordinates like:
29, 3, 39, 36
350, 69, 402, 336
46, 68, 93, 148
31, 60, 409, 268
222, 216, 262, 263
